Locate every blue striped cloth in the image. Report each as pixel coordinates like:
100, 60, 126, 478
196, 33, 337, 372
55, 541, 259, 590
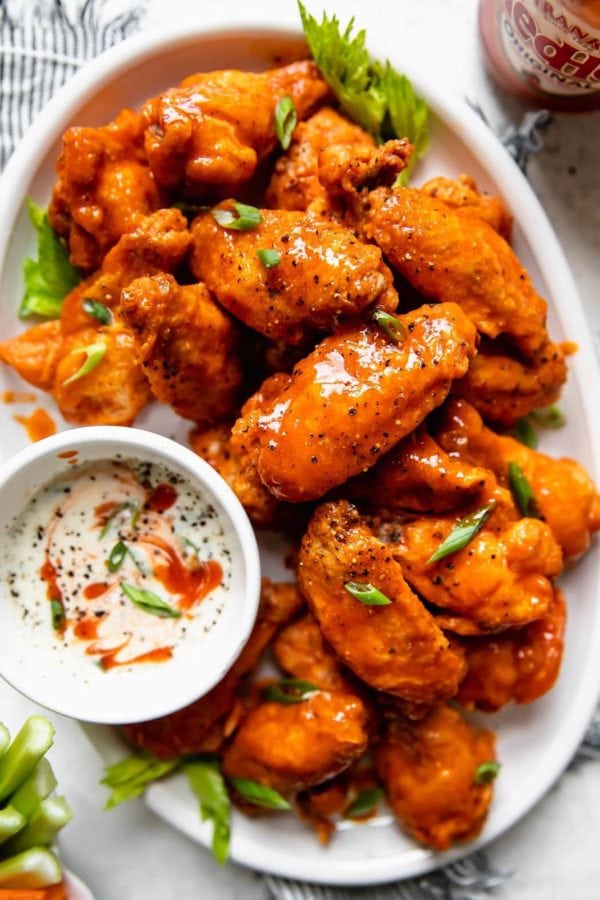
0, 3, 598, 898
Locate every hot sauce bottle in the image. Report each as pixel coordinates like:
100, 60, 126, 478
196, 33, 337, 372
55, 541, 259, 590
479, 0, 600, 109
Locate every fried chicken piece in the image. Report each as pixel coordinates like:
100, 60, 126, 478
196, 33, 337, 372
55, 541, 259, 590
190, 422, 284, 527
393, 492, 563, 631
120, 273, 242, 423
222, 689, 370, 796
298, 501, 465, 704
319, 140, 548, 358
233, 303, 477, 502
59, 208, 192, 335
436, 398, 600, 561
190, 206, 397, 345
49, 109, 161, 270
346, 427, 491, 515
375, 706, 496, 850
273, 613, 350, 691
52, 321, 151, 426
0, 321, 63, 392
266, 106, 375, 212
420, 174, 512, 241
124, 579, 303, 758
457, 589, 566, 712
141, 61, 328, 197
456, 337, 568, 426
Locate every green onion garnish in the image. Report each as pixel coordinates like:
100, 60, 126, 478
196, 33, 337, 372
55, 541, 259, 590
82, 298, 111, 325
229, 777, 291, 810
514, 417, 538, 448
344, 786, 384, 819
372, 309, 407, 343
256, 248, 281, 268
508, 462, 541, 518
274, 95, 297, 150
50, 600, 65, 632
344, 582, 392, 606
61, 341, 106, 386
121, 584, 181, 619
263, 678, 319, 704
99, 502, 139, 539
474, 761, 501, 784
107, 541, 129, 573
212, 202, 263, 231
531, 405, 566, 428
426, 501, 496, 565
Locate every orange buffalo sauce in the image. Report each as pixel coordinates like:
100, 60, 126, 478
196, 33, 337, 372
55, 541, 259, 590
14, 408, 56, 442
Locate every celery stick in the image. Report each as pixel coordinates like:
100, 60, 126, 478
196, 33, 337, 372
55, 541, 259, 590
0, 724, 9, 759
3, 796, 73, 855
0, 806, 26, 844
0, 847, 62, 888
10, 759, 57, 819
0, 717, 54, 802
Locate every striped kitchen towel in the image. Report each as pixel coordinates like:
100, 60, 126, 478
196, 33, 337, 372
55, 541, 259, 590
1, 3, 599, 899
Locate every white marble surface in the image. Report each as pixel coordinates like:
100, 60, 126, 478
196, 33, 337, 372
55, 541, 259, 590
2, 0, 600, 898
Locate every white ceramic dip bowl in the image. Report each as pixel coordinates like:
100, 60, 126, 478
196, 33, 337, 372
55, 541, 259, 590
0, 425, 260, 725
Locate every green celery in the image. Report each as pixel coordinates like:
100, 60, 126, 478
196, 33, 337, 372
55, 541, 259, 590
10, 758, 58, 819
0, 806, 26, 844
0, 847, 62, 888
0, 717, 55, 803
0, 724, 9, 759
3, 796, 73, 855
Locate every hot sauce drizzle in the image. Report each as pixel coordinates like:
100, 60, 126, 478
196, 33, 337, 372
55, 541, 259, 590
14, 408, 56, 442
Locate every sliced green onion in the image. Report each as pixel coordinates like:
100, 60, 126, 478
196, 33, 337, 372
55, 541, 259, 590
372, 309, 407, 343
50, 599, 65, 632
0, 806, 26, 844
3, 795, 73, 855
10, 758, 57, 819
0, 724, 9, 760
274, 95, 297, 150
0, 717, 55, 803
0, 847, 62, 888
101, 753, 179, 809
121, 583, 181, 619
514, 417, 538, 449
107, 541, 129, 573
426, 501, 496, 565
212, 202, 263, 231
344, 582, 392, 606
82, 297, 111, 324
263, 678, 319, 704
256, 248, 281, 268
474, 760, 501, 784
508, 461, 541, 518
184, 759, 231, 866
531, 405, 566, 428
344, 786, 384, 819
61, 341, 106, 386
229, 777, 291, 810
99, 502, 139, 539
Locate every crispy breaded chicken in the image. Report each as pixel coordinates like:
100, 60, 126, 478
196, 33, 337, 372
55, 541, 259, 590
375, 705, 496, 850
457, 589, 566, 711
50, 109, 161, 270
233, 304, 477, 502
419, 174, 512, 240
266, 106, 374, 212
298, 501, 466, 704
0, 321, 63, 392
318, 140, 549, 358
141, 61, 328, 197
273, 613, 350, 692
190, 206, 397, 345
436, 398, 600, 561
121, 273, 242, 423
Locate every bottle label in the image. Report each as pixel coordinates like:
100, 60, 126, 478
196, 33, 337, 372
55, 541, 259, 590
500, 0, 600, 95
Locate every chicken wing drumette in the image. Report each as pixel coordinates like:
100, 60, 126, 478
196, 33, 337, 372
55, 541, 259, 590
190, 206, 397, 345
50, 109, 162, 270
375, 705, 497, 850
436, 398, 600, 561
298, 501, 466, 704
233, 303, 477, 502
141, 61, 328, 197
457, 589, 566, 712
318, 140, 549, 358
121, 273, 242, 423
265, 106, 374, 212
